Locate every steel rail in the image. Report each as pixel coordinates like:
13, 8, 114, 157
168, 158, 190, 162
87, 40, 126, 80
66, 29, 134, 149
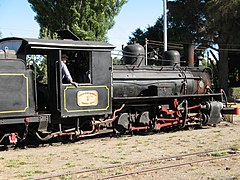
34, 148, 237, 180
100, 153, 240, 180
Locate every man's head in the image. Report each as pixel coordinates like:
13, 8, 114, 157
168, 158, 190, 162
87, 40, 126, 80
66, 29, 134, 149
61, 54, 68, 64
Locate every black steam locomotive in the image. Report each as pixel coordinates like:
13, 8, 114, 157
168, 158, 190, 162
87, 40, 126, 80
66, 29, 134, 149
0, 37, 237, 145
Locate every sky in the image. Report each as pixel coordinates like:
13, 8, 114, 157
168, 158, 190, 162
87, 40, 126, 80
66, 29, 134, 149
0, 0, 163, 52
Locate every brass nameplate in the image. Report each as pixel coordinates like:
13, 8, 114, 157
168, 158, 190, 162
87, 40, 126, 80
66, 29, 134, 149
77, 90, 98, 106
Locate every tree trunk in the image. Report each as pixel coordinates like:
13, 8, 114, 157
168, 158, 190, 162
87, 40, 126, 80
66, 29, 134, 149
218, 44, 229, 96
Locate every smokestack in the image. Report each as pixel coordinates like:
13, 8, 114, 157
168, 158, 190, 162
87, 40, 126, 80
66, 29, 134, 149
184, 44, 194, 67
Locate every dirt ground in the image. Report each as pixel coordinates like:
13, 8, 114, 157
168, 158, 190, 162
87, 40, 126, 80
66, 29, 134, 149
0, 116, 240, 180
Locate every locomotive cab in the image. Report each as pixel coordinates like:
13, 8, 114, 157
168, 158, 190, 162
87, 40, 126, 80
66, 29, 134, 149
0, 38, 114, 127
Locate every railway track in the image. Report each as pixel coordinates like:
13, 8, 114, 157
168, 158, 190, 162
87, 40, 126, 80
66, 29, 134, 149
35, 148, 240, 180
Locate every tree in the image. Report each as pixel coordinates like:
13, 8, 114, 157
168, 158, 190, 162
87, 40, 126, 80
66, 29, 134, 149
28, 0, 127, 41
167, 0, 207, 44
206, 0, 240, 94
129, 18, 165, 45
112, 56, 121, 65
26, 55, 48, 84
129, 0, 207, 45
129, 0, 240, 95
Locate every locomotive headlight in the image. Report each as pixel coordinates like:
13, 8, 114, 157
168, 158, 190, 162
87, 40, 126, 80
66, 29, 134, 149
199, 80, 204, 89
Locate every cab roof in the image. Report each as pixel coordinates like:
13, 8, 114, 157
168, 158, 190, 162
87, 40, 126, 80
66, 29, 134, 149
0, 37, 115, 53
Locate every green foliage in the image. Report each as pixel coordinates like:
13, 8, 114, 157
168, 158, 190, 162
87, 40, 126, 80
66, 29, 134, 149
129, 0, 207, 45
26, 55, 48, 84
205, 0, 240, 94
40, 27, 58, 40
6, 159, 28, 168
206, 0, 240, 45
210, 151, 228, 157
129, 0, 240, 95
112, 57, 121, 65
28, 0, 127, 41
201, 59, 213, 68
129, 18, 164, 45
229, 87, 240, 99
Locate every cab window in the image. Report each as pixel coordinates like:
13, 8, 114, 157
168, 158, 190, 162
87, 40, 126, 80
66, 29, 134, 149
62, 50, 91, 84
